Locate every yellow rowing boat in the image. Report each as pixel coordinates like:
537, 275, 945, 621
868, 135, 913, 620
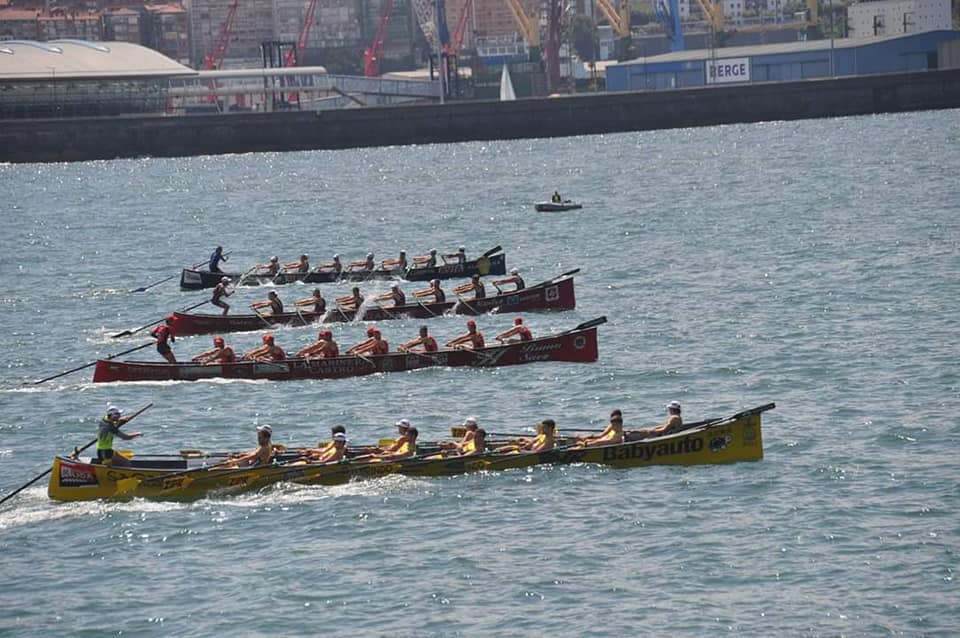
47, 404, 773, 502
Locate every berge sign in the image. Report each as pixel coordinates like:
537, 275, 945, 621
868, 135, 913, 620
705, 57, 750, 84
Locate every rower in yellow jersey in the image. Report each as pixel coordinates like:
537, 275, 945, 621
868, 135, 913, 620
368, 426, 419, 462
572, 412, 624, 448
312, 432, 348, 463
299, 424, 348, 462
220, 425, 275, 468
428, 427, 487, 459
494, 419, 556, 454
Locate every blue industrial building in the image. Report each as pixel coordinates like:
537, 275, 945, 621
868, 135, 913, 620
605, 30, 960, 92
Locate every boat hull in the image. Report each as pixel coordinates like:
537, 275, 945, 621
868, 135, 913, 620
179, 254, 507, 290
535, 202, 582, 212
47, 404, 772, 502
92, 321, 602, 383
170, 274, 576, 335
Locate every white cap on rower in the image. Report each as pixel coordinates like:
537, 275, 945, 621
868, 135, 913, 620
430, 249, 437, 255
510, 268, 519, 275
106, 405, 122, 418
458, 245, 465, 251
391, 283, 400, 289
667, 401, 682, 412
367, 252, 374, 259
221, 276, 230, 283
333, 432, 347, 442
270, 256, 278, 262
396, 418, 411, 429
431, 279, 440, 285
463, 416, 478, 426
333, 254, 340, 260
257, 424, 273, 435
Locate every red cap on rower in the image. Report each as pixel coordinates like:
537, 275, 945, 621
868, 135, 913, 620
467, 320, 476, 328
263, 333, 274, 343
514, 317, 523, 325
320, 330, 332, 339
214, 336, 224, 345
367, 326, 380, 337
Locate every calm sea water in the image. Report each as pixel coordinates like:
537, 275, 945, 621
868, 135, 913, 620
1, 110, 958, 636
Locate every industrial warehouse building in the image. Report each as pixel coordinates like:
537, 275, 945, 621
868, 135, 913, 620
605, 30, 960, 92
0, 39, 437, 118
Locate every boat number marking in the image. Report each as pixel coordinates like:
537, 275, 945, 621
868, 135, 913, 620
545, 285, 559, 302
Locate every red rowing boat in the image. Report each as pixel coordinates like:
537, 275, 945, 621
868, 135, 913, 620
168, 271, 578, 336
92, 317, 605, 383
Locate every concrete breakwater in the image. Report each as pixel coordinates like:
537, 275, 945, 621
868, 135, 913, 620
2, 68, 958, 164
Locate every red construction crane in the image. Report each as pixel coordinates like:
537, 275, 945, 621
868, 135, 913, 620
449, 0, 473, 55
285, 0, 320, 67
203, 0, 239, 70
363, 0, 394, 77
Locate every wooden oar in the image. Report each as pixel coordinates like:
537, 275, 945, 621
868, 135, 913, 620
249, 305, 275, 329
110, 299, 210, 339
0, 403, 153, 506
547, 267, 580, 282
234, 264, 261, 288
454, 293, 480, 315
562, 316, 607, 334
31, 342, 154, 385
450, 426, 604, 438
374, 303, 398, 321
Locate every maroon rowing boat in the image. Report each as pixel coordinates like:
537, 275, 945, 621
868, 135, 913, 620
168, 271, 578, 336
92, 317, 605, 383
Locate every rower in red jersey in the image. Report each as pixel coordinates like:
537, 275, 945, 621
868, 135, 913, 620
193, 336, 236, 364
349, 326, 389, 356
446, 319, 485, 350
413, 278, 445, 303
495, 316, 533, 343
243, 333, 286, 362
297, 329, 339, 359
399, 325, 438, 353
150, 316, 177, 363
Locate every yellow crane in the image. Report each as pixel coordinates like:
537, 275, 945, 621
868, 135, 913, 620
696, 0, 724, 33
502, 0, 541, 60
595, 0, 632, 60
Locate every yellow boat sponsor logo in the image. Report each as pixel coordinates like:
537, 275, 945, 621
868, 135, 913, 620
601, 437, 704, 462
354, 463, 401, 477
160, 477, 189, 491
58, 459, 99, 487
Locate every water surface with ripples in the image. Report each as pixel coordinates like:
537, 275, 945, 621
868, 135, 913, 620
1, 111, 958, 636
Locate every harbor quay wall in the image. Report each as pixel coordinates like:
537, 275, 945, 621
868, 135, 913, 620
2, 68, 959, 164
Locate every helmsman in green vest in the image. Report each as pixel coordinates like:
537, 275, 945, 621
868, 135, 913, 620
96, 405, 143, 467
